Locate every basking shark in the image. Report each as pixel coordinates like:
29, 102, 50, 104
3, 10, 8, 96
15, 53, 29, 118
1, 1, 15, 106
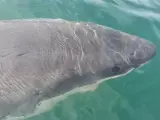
0, 18, 156, 119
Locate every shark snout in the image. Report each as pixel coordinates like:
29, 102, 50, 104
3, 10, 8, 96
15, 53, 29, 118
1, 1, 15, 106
145, 41, 156, 60
129, 39, 156, 65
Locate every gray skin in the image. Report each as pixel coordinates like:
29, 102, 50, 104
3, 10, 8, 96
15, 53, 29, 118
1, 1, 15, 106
0, 19, 156, 119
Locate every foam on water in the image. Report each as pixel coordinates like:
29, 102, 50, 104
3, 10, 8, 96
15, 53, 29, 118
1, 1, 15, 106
84, 0, 107, 6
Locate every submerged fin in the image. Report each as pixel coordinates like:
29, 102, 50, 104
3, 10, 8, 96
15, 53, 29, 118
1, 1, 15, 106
9, 91, 41, 118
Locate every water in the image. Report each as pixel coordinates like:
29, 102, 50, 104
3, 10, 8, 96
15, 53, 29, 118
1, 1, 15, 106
0, 0, 160, 120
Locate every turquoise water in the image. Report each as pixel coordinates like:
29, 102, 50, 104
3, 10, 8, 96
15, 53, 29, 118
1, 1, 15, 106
0, 0, 160, 120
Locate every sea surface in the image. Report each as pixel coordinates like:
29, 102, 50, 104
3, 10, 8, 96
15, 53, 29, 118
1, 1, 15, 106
0, 0, 160, 120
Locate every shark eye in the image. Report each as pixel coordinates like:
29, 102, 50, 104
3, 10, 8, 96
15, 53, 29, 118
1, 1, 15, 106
130, 51, 135, 56
112, 66, 121, 73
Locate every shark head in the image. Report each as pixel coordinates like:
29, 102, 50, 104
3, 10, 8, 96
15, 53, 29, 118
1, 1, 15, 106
96, 26, 156, 78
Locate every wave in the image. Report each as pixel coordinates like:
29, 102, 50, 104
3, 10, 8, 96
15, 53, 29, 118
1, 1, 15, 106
84, 0, 160, 21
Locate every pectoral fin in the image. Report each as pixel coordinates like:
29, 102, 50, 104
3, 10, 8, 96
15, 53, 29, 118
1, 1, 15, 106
9, 91, 41, 117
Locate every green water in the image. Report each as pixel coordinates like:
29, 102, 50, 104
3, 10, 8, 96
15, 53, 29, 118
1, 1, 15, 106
0, 0, 160, 120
